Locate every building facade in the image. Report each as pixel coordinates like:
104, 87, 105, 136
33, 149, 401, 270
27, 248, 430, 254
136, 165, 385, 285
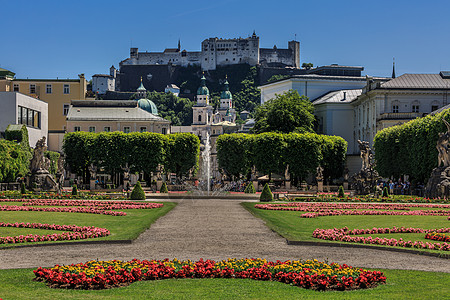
0, 92, 48, 147
92, 66, 118, 95
0, 70, 87, 131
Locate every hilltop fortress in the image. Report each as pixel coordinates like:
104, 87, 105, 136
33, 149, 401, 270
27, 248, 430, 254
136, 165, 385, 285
120, 32, 300, 71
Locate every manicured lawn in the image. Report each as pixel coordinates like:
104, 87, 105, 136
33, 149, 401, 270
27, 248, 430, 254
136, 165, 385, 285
0, 268, 448, 299
242, 202, 450, 255
0, 201, 177, 247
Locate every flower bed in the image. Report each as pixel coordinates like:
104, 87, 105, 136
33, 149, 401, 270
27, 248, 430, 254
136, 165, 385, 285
33, 258, 386, 291
255, 203, 450, 218
425, 232, 450, 243
0, 222, 110, 244
0, 191, 127, 200
0, 199, 163, 216
289, 195, 450, 204
312, 226, 450, 251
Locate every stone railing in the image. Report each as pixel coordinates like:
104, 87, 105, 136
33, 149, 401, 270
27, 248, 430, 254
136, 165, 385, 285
377, 112, 425, 120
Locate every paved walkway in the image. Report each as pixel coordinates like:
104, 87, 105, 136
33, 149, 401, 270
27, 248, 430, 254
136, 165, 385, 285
1, 199, 449, 272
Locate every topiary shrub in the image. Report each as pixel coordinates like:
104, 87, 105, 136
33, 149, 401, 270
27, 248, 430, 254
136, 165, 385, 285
160, 182, 168, 193
20, 181, 26, 194
260, 183, 273, 202
72, 184, 78, 196
382, 186, 389, 198
244, 182, 256, 194
338, 185, 345, 198
130, 181, 145, 200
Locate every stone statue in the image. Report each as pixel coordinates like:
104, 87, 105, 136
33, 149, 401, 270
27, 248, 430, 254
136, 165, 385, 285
316, 166, 324, 181
344, 167, 349, 181
122, 163, 130, 181
30, 137, 50, 173
284, 164, 290, 181
88, 163, 97, 179
29, 137, 58, 191
426, 119, 450, 198
351, 140, 380, 195
358, 140, 371, 170
437, 119, 450, 167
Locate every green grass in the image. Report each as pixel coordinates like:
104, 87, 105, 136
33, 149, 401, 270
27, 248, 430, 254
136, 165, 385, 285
0, 268, 448, 299
242, 203, 450, 255
0, 201, 177, 247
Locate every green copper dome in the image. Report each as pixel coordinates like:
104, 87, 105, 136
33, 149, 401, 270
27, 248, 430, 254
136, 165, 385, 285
137, 98, 158, 115
220, 78, 232, 100
197, 75, 209, 95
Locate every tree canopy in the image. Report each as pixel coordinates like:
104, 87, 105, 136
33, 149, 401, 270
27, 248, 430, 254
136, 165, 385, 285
252, 90, 315, 134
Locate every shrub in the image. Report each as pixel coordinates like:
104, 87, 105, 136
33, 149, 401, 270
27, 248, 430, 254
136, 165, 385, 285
244, 182, 256, 193
20, 181, 26, 194
382, 186, 389, 198
260, 183, 273, 202
338, 185, 345, 198
160, 182, 168, 193
72, 185, 78, 196
130, 181, 145, 200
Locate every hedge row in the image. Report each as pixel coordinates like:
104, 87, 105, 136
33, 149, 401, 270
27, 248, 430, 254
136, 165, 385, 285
62, 132, 200, 179
216, 132, 347, 181
374, 109, 450, 182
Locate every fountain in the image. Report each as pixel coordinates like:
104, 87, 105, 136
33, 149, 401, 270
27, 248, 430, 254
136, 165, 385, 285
201, 132, 211, 195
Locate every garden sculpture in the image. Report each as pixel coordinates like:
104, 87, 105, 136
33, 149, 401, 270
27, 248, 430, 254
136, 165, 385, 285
316, 166, 324, 181
29, 137, 59, 191
436, 119, 450, 167
357, 140, 371, 170
30, 137, 50, 173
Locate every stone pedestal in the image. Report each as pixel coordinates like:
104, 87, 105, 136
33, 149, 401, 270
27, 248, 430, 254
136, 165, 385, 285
343, 182, 349, 190
156, 180, 163, 192
90, 179, 96, 191
252, 181, 259, 192
425, 166, 450, 199
123, 179, 130, 191
317, 181, 323, 192
285, 181, 291, 190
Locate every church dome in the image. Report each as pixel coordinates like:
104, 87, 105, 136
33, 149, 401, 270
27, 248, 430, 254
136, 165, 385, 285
220, 78, 232, 100
137, 98, 158, 115
197, 74, 209, 95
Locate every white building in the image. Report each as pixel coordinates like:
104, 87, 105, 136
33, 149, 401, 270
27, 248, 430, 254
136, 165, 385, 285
0, 92, 48, 147
92, 66, 118, 95
164, 84, 180, 96
258, 74, 373, 104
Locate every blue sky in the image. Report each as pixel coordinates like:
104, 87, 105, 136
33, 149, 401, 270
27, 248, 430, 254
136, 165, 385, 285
1, 0, 449, 80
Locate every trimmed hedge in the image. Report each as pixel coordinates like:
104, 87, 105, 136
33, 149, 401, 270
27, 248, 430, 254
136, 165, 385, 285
130, 182, 145, 200
244, 182, 256, 193
374, 109, 450, 182
216, 132, 347, 182
260, 183, 273, 202
160, 182, 168, 193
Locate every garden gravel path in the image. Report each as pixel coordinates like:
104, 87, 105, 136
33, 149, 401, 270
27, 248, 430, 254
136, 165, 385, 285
1, 198, 449, 272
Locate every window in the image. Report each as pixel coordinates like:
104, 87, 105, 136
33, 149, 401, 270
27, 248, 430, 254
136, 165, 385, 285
63, 104, 70, 116
89, 126, 96, 133
63, 84, 70, 94
140, 127, 147, 132
432, 105, 439, 112
30, 84, 36, 94
17, 105, 41, 128
104, 127, 111, 132
198, 115, 202, 122
392, 105, 399, 113
46, 84, 52, 94
13, 84, 19, 92
74, 126, 81, 132
123, 126, 131, 133
162, 128, 166, 135
412, 105, 419, 113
